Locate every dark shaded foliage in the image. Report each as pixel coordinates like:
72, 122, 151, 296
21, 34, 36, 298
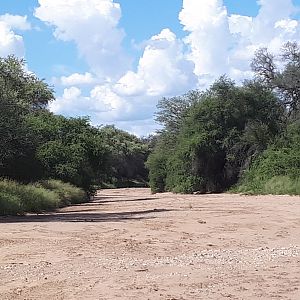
147, 77, 285, 193
0, 57, 149, 192
99, 125, 149, 187
236, 121, 300, 194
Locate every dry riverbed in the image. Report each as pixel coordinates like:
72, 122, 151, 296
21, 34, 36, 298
0, 188, 299, 299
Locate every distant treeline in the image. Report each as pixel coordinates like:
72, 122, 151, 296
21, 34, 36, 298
147, 42, 300, 195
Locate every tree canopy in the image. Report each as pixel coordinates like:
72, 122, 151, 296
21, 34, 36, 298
252, 42, 300, 116
147, 77, 285, 193
0, 56, 149, 192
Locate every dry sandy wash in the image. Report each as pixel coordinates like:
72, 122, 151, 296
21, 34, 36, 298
0, 188, 299, 300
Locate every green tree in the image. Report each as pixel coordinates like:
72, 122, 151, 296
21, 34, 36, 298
27, 112, 108, 190
155, 90, 202, 136
0, 56, 54, 181
99, 125, 149, 187
147, 77, 284, 193
252, 42, 300, 116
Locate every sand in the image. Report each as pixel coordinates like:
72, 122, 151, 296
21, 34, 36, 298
0, 188, 299, 299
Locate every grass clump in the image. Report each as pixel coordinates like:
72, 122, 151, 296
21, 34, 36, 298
236, 175, 300, 195
0, 191, 23, 215
0, 179, 88, 215
20, 184, 60, 212
263, 176, 300, 195
0, 179, 60, 214
39, 179, 88, 205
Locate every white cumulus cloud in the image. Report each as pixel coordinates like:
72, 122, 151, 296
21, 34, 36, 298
115, 28, 197, 97
0, 14, 31, 31
179, 0, 232, 86
35, 0, 130, 80
47, 0, 300, 135
0, 13, 31, 58
178, 0, 300, 86
49, 85, 133, 122
60, 72, 96, 86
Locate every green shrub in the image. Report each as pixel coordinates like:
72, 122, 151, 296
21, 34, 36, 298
0, 179, 88, 215
0, 179, 60, 213
171, 175, 204, 194
39, 179, 87, 205
0, 191, 23, 215
236, 122, 300, 195
263, 176, 300, 195
146, 153, 167, 193
20, 184, 60, 212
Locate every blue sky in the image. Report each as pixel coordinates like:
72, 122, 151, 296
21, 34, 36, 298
0, 0, 261, 80
1, 0, 300, 135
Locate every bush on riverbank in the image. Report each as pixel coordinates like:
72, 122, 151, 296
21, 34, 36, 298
39, 179, 88, 205
0, 179, 87, 215
235, 122, 300, 195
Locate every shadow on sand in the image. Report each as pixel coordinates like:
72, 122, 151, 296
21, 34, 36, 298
0, 208, 172, 224
81, 196, 159, 205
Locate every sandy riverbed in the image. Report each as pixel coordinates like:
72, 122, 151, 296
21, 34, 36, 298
0, 188, 299, 299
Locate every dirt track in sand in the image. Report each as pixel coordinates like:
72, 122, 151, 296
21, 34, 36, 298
0, 188, 299, 300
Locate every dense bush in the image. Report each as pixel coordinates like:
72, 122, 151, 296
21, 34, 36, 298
99, 125, 149, 187
235, 122, 300, 195
147, 77, 284, 194
26, 113, 110, 190
0, 191, 23, 215
1, 56, 149, 192
39, 179, 88, 205
0, 179, 87, 215
146, 153, 167, 193
0, 180, 60, 214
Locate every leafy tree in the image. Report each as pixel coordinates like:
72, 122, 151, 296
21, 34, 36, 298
99, 125, 149, 186
27, 112, 109, 190
147, 77, 285, 193
155, 90, 202, 136
0, 56, 54, 109
0, 56, 54, 180
252, 42, 300, 116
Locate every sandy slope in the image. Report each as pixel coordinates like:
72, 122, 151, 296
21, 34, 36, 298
0, 188, 299, 299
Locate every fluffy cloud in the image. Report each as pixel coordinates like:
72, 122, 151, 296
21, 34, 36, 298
47, 0, 300, 135
115, 28, 197, 97
180, 0, 300, 86
0, 14, 30, 57
35, 0, 130, 80
111, 119, 160, 137
50, 28, 196, 134
60, 72, 96, 86
49, 85, 133, 121
0, 14, 31, 31
179, 0, 232, 84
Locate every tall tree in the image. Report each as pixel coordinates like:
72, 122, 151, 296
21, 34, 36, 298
252, 42, 300, 116
147, 77, 284, 193
0, 56, 54, 180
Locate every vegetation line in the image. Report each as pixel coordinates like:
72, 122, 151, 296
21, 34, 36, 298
147, 42, 300, 195
1, 41, 300, 216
